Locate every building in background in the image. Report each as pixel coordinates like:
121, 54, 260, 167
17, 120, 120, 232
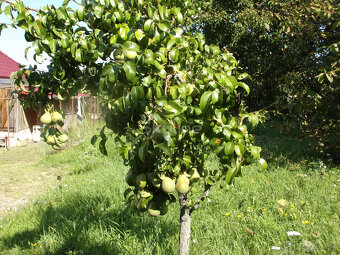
0, 50, 101, 149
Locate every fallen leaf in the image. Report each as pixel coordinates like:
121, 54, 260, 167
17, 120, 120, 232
246, 228, 255, 235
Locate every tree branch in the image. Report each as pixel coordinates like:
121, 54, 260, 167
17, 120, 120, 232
72, 0, 83, 6
189, 181, 211, 214
2, 0, 38, 12
164, 74, 173, 95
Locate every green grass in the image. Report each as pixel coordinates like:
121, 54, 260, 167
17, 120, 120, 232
0, 120, 339, 254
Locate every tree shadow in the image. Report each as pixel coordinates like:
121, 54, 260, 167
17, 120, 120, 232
251, 119, 337, 165
2, 192, 178, 254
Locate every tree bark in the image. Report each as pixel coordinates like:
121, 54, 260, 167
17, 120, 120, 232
179, 193, 191, 255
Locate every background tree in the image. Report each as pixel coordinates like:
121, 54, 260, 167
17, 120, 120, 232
1, 0, 266, 254
197, 0, 339, 158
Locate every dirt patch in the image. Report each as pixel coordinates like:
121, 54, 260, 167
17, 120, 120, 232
0, 142, 68, 218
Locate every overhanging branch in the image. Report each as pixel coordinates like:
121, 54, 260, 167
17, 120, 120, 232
189, 181, 211, 214
2, 0, 38, 12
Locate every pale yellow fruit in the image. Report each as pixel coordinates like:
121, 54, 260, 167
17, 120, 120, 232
40, 112, 52, 124
189, 168, 200, 183
46, 135, 56, 145
51, 112, 63, 123
135, 173, 147, 188
125, 50, 137, 59
52, 144, 61, 150
114, 48, 125, 60
140, 189, 152, 198
175, 174, 190, 194
58, 134, 68, 143
152, 177, 162, 188
161, 177, 176, 193
147, 201, 161, 217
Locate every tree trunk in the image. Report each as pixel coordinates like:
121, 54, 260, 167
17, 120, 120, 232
179, 193, 191, 255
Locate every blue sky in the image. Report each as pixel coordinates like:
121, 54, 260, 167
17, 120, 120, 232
0, 0, 75, 70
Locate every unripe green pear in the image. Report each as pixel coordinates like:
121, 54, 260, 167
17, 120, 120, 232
114, 48, 125, 60
52, 144, 61, 150
152, 177, 162, 188
125, 50, 137, 59
161, 177, 176, 193
58, 134, 68, 143
40, 112, 52, 124
175, 174, 190, 194
147, 201, 161, 217
46, 135, 56, 145
51, 112, 63, 123
135, 173, 147, 188
189, 168, 200, 183
140, 189, 152, 198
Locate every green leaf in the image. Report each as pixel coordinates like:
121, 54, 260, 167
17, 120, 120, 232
158, 69, 167, 79
225, 167, 237, 185
199, 91, 212, 112
224, 142, 234, 156
153, 112, 167, 125
138, 142, 147, 162
91, 135, 99, 145
123, 61, 137, 82
234, 144, 245, 156
123, 41, 140, 52
169, 49, 179, 62
76, 6, 85, 20
99, 139, 108, 155
237, 73, 252, 80
250, 146, 261, 160
135, 29, 145, 41
131, 86, 138, 102
238, 82, 250, 94
158, 3, 166, 20
176, 12, 183, 24
211, 90, 219, 104
4, 5, 14, 20
157, 21, 171, 32
49, 39, 57, 54
144, 19, 153, 32
157, 143, 171, 155
75, 48, 83, 62
166, 39, 177, 50
170, 86, 179, 99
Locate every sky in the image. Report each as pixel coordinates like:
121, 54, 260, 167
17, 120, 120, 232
0, 0, 76, 70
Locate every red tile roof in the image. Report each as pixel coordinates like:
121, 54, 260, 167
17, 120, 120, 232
0, 50, 20, 79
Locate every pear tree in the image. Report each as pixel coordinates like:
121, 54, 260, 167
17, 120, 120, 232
1, 0, 266, 254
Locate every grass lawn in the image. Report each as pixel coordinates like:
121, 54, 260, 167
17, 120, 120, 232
0, 121, 339, 255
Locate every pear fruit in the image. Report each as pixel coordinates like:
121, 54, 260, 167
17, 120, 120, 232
46, 135, 56, 145
189, 168, 200, 183
147, 201, 161, 217
40, 112, 52, 124
152, 177, 162, 188
161, 177, 176, 193
125, 50, 137, 59
51, 112, 63, 123
140, 189, 152, 198
114, 48, 125, 60
175, 174, 190, 194
52, 144, 61, 150
135, 173, 147, 188
58, 134, 68, 143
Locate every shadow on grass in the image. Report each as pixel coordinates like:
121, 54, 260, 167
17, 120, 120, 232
2, 192, 177, 254
251, 119, 339, 166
